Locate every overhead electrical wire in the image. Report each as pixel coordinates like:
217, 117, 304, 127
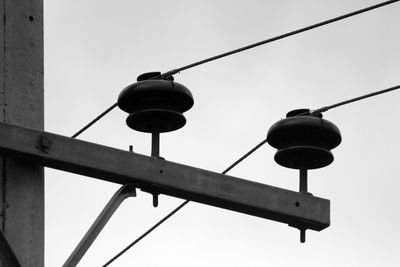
71, 0, 400, 138
71, 103, 118, 138
102, 138, 269, 266
159, 0, 400, 78
309, 84, 400, 115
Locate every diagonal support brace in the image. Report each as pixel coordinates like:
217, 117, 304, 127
63, 184, 137, 267
0, 229, 22, 267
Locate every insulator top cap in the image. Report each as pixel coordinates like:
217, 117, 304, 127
267, 109, 341, 150
117, 72, 194, 114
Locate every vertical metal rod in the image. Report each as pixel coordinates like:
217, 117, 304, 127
299, 169, 308, 193
152, 194, 159, 207
299, 168, 308, 243
151, 132, 160, 157
151, 132, 160, 206
300, 229, 306, 243
63, 184, 137, 267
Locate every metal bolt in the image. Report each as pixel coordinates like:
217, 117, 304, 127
41, 138, 51, 149
152, 194, 159, 207
37, 136, 51, 153
300, 229, 306, 243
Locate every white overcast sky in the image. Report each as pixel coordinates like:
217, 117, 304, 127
44, 1, 400, 266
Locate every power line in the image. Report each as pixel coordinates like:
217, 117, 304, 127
294, 84, 400, 116
310, 84, 400, 115
72, 0, 399, 137
102, 138, 268, 266
102, 200, 189, 267
71, 103, 117, 138
159, 0, 400, 77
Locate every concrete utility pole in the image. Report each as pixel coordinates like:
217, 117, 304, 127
0, 1, 44, 266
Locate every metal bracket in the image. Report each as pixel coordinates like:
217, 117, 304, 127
63, 184, 137, 267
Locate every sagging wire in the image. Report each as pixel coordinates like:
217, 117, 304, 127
71, 0, 400, 138
160, 0, 400, 78
71, 103, 118, 138
102, 138, 269, 266
294, 84, 400, 117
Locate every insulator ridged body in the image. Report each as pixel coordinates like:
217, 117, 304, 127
118, 72, 194, 133
267, 109, 341, 169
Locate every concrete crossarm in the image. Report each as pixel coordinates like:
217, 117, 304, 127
0, 122, 330, 231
